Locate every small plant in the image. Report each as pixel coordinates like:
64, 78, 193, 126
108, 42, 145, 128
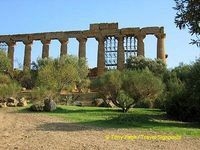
0, 72, 21, 101
0, 49, 11, 72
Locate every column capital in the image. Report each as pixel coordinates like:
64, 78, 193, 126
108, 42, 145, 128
58, 38, 68, 44
135, 33, 146, 40
155, 33, 166, 39
5, 40, 16, 46
23, 40, 33, 45
95, 36, 105, 43
76, 37, 87, 43
41, 39, 51, 45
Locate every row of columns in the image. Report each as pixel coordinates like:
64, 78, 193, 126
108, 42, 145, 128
105, 33, 165, 74
5, 37, 87, 71
5, 33, 166, 76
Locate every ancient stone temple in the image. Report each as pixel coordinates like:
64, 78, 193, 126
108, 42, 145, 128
0, 23, 166, 76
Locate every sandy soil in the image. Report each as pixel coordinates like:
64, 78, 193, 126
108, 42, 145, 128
0, 107, 200, 150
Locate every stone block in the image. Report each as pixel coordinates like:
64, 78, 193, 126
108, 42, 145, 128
6, 97, 18, 107
73, 101, 82, 106
90, 24, 99, 30
108, 23, 118, 29
0, 102, 7, 108
43, 98, 57, 112
99, 23, 109, 30
17, 97, 28, 107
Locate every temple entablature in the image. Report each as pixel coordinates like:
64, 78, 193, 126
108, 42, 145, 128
0, 23, 167, 76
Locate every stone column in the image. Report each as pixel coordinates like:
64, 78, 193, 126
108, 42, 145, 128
117, 35, 124, 70
6, 40, 16, 70
96, 36, 105, 76
77, 37, 87, 58
155, 33, 166, 63
41, 39, 51, 58
23, 40, 33, 70
59, 38, 68, 57
136, 34, 146, 56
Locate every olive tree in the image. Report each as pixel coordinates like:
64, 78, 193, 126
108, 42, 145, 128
126, 56, 167, 78
93, 70, 164, 112
34, 55, 89, 101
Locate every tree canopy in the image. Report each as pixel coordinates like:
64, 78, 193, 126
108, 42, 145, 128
93, 70, 164, 112
126, 56, 167, 78
34, 55, 89, 100
173, 0, 200, 46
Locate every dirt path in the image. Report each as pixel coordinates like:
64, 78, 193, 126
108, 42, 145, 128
0, 107, 200, 150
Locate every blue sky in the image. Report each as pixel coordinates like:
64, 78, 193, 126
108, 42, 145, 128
0, 0, 199, 68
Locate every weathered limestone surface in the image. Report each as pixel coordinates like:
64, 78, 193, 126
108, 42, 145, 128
0, 23, 166, 75
117, 35, 124, 70
41, 39, 51, 58
5, 40, 15, 70
77, 37, 87, 58
59, 38, 68, 56
156, 33, 166, 63
136, 32, 146, 57
23, 40, 33, 70
96, 36, 105, 76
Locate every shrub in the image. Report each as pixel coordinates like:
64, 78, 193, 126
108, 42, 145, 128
30, 86, 50, 102
0, 49, 11, 72
165, 59, 200, 122
0, 73, 11, 85
116, 90, 135, 112
0, 80, 21, 100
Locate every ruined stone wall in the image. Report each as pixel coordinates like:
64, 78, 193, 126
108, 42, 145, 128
0, 23, 166, 76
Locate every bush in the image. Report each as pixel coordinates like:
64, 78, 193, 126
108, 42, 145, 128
0, 72, 21, 100
165, 87, 200, 122
165, 60, 200, 122
30, 86, 50, 102
0, 73, 11, 85
0, 49, 11, 72
116, 90, 135, 112
187, 59, 200, 99
0, 81, 21, 100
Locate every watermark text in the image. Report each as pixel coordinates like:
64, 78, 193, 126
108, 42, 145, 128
105, 134, 182, 141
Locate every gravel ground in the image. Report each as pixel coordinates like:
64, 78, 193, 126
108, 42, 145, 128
0, 107, 200, 150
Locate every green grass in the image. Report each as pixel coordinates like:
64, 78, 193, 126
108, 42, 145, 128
20, 105, 200, 137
